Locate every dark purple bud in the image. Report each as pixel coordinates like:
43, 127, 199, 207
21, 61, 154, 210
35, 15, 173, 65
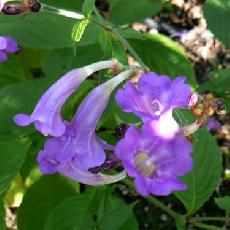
1, 5, 22, 15
102, 153, 119, 170
88, 166, 101, 174
212, 98, 225, 113
30, 2, 41, 12
115, 123, 129, 137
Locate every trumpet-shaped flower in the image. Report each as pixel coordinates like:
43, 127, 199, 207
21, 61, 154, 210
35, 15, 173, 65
116, 72, 192, 139
14, 60, 119, 137
0, 36, 20, 63
37, 69, 135, 185
115, 124, 193, 196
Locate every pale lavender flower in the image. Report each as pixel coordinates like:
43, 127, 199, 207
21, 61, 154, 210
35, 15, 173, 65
115, 124, 193, 196
0, 0, 5, 11
37, 69, 135, 185
13, 60, 119, 137
0, 36, 20, 63
116, 72, 192, 139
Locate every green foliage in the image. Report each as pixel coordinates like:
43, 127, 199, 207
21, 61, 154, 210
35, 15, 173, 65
0, 13, 75, 49
128, 34, 197, 87
215, 196, 230, 212
0, 77, 56, 140
109, 0, 162, 25
199, 69, 230, 112
175, 129, 222, 215
0, 199, 5, 230
0, 139, 31, 195
82, 0, 95, 16
71, 19, 89, 42
204, 0, 230, 48
45, 187, 137, 230
17, 175, 77, 230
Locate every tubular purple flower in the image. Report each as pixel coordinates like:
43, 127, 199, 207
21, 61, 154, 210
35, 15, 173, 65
37, 69, 136, 185
115, 124, 193, 196
116, 72, 192, 139
13, 60, 120, 137
0, 36, 20, 63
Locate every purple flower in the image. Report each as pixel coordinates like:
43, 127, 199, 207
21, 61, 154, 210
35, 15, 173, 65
206, 118, 221, 132
0, 0, 5, 11
115, 124, 193, 196
0, 36, 20, 63
116, 72, 191, 139
37, 69, 135, 184
13, 60, 119, 137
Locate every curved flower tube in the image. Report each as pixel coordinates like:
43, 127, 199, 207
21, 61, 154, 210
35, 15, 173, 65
37, 69, 136, 184
14, 60, 120, 137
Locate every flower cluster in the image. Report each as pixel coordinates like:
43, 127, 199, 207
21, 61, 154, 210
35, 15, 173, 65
14, 60, 195, 196
14, 60, 134, 185
0, 36, 19, 63
115, 72, 193, 196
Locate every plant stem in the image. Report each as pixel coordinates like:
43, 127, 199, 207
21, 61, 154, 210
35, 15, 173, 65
41, 4, 85, 20
191, 222, 224, 230
189, 217, 226, 222
111, 28, 149, 72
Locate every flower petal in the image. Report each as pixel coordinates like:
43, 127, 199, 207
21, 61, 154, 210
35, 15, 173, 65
14, 60, 119, 137
58, 162, 126, 185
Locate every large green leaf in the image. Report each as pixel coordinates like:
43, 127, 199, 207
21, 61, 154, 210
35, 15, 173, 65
0, 199, 5, 230
204, 0, 230, 48
109, 0, 162, 25
215, 196, 230, 212
175, 129, 222, 215
0, 77, 56, 140
0, 13, 102, 49
44, 190, 98, 230
0, 55, 27, 88
0, 139, 30, 195
128, 34, 197, 87
98, 202, 137, 230
17, 175, 76, 230
41, 0, 83, 11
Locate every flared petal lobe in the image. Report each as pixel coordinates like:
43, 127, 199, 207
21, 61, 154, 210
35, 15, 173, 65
116, 72, 191, 122
115, 124, 193, 196
14, 60, 119, 137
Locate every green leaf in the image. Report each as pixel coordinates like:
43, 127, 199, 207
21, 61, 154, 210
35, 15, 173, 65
175, 129, 222, 215
0, 139, 31, 195
0, 55, 27, 88
215, 196, 230, 212
109, 0, 162, 25
42, 0, 83, 11
44, 191, 98, 230
99, 30, 128, 64
71, 19, 89, 42
198, 69, 230, 113
175, 216, 186, 230
0, 199, 5, 230
204, 0, 230, 48
0, 77, 56, 140
82, 0, 95, 15
17, 175, 76, 230
98, 203, 137, 230
0, 13, 76, 49
128, 34, 197, 87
